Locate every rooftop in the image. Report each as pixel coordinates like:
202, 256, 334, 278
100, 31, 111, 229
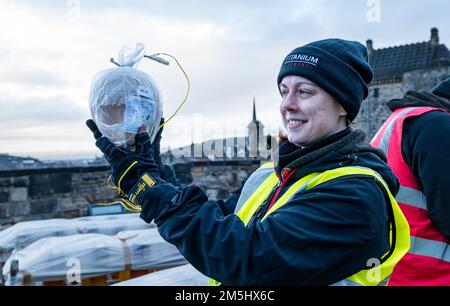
367, 28, 450, 84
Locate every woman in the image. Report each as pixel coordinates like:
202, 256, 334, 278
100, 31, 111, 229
87, 38, 410, 285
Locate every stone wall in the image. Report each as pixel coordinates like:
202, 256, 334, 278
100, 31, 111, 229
402, 67, 450, 93
357, 66, 450, 140
357, 82, 403, 140
183, 160, 261, 200
0, 166, 115, 230
0, 160, 261, 230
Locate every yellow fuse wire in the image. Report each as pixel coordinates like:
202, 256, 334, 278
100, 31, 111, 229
146, 52, 190, 129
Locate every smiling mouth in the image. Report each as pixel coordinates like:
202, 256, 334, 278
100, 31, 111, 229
287, 119, 307, 129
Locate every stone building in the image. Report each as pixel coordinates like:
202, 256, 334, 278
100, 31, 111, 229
357, 27, 450, 139
162, 98, 274, 164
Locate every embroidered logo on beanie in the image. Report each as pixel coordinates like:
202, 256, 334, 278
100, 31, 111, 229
285, 54, 319, 67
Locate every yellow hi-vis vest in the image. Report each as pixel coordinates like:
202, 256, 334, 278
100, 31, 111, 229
210, 163, 410, 286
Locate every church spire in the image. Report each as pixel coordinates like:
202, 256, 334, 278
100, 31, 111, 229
253, 96, 257, 121
247, 96, 264, 158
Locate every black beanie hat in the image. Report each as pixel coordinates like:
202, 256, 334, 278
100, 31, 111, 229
431, 77, 450, 100
277, 38, 373, 121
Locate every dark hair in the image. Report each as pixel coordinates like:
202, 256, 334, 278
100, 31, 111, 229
278, 130, 289, 145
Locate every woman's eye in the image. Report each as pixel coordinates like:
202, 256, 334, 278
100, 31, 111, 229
298, 89, 311, 95
280, 91, 288, 97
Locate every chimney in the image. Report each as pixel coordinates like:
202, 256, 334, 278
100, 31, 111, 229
431, 27, 439, 46
366, 39, 374, 58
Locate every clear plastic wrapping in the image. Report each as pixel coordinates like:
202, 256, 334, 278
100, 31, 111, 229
113, 264, 209, 286
89, 43, 163, 147
74, 213, 154, 235
2, 228, 186, 285
0, 213, 153, 263
116, 230, 187, 271
3, 233, 125, 285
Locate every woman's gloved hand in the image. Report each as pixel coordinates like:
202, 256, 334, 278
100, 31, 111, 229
86, 119, 181, 223
86, 119, 161, 198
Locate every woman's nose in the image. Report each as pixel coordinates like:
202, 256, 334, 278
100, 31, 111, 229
281, 93, 298, 112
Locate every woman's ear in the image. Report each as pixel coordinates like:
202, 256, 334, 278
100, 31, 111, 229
338, 104, 347, 117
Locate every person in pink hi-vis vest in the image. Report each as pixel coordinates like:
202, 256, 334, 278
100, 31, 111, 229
371, 77, 450, 286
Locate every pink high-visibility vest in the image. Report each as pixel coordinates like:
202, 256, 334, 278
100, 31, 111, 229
371, 106, 450, 286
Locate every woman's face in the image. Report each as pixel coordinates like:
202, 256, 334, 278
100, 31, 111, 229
280, 75, 347, 147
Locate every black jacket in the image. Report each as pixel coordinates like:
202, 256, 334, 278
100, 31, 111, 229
140, 128, 399, 285
388, 90, 450, 239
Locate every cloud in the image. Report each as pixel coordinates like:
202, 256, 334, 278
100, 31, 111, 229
0, 65, 68, 88
0, 92, 88, 126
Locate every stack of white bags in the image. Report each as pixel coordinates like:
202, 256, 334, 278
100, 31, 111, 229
0, 214, 189, 286
0, 213, 153, 265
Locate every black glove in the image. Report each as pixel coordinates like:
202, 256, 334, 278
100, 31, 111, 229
152, 118, 164, 169
86, 119, 160, 199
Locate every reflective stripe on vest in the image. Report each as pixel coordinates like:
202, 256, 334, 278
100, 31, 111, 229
410, 237, 450, 262
371, 106, 450, 285
396, 186, 427, 210
210, 165, 410, 286
234, 162, 275, 214
331, 275, 390, 286
372, 107, 416, 157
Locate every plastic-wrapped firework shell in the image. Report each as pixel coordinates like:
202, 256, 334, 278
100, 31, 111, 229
89, 67, 162, 147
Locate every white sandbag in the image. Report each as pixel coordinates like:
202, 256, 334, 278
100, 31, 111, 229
3, 233, 123, 285
74, 213, 154, 235
117, 229, 187, 271
0, 213, 153, 263
0, 219, 78, 264
113, 264, 209, 286
3, 228, 186, 285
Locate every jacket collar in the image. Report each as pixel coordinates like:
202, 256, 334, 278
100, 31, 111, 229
273, 128, 398, 194
275, 127, 351, 176
387, 90, 450, 112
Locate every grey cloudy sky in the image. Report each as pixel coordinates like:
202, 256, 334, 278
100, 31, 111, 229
0, 0, 448, 160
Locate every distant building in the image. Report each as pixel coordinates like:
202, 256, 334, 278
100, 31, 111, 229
0, 154, 41, 171
357, 27, 450, 139
161, 97, 274, 165
0, 153, 108, 171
